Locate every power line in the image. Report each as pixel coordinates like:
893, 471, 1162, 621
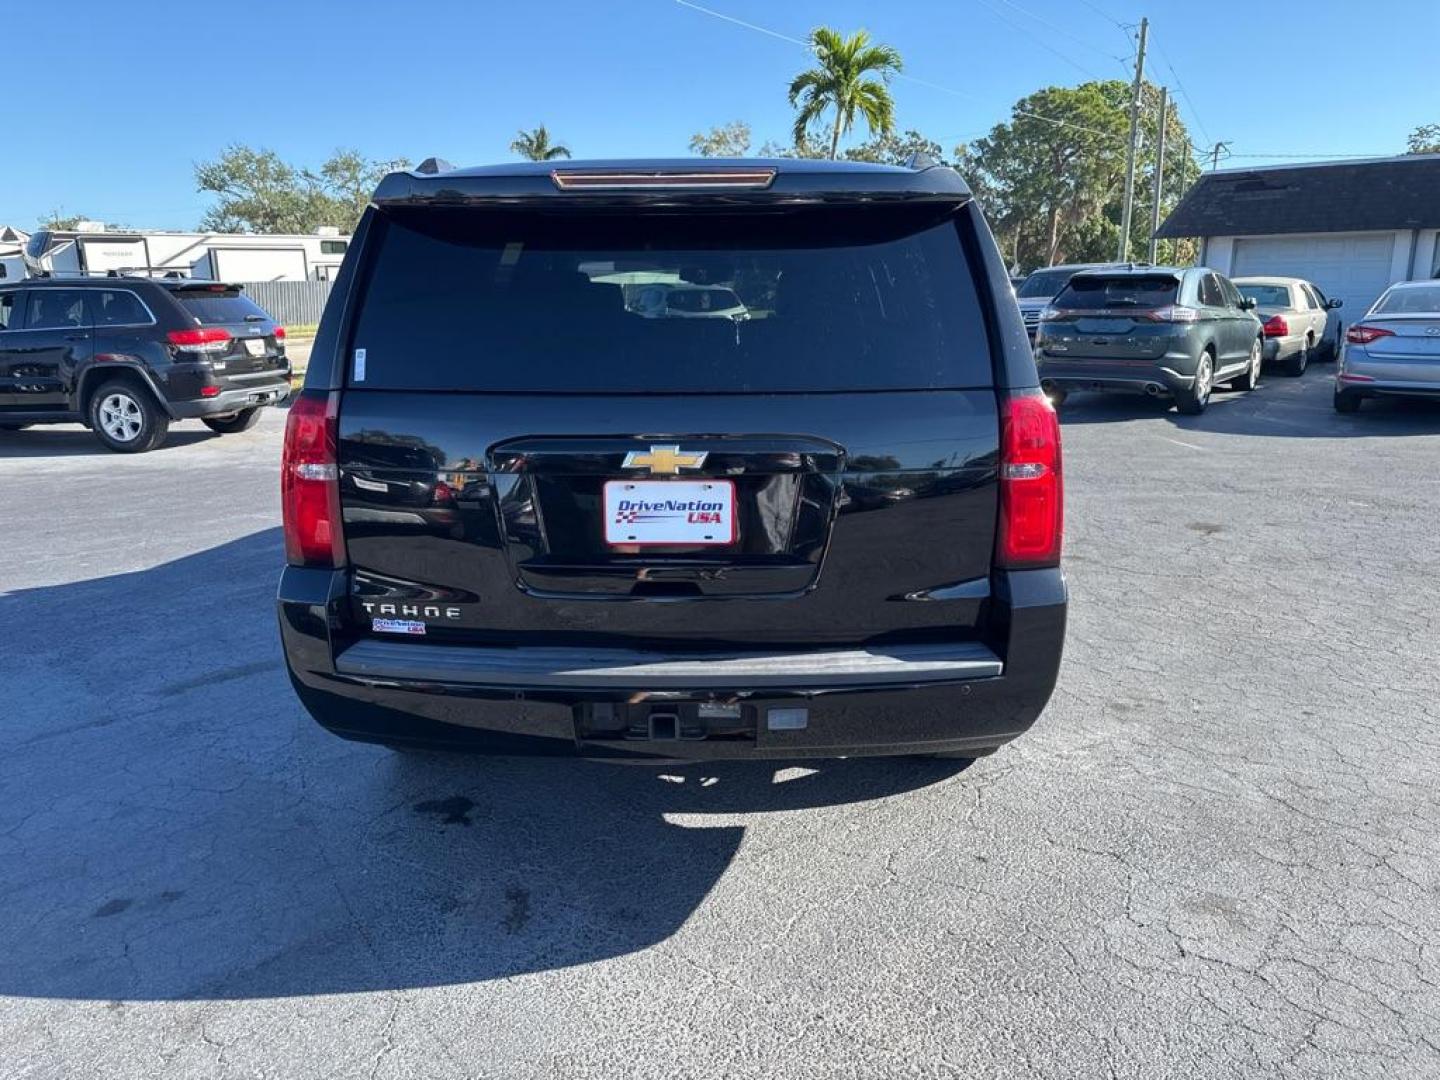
671, 0, 1129, 143
1223, 151, 1394, 160
989, 0, 1132, 68
971, 0, 1111, 82
1147, 33, 1213, 148
1072, 0, 1132, 38
670, 0, 807, 47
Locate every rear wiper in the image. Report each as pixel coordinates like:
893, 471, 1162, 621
244, 314, 265, 321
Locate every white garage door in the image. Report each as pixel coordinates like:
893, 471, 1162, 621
1232, 233, 1395, 317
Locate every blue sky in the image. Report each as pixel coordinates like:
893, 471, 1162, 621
9, 0, 1438, 231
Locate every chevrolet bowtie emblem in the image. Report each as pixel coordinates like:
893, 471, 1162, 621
622, 445, 708, 475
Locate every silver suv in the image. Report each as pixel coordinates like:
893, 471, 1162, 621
1015, 263, 1120, 341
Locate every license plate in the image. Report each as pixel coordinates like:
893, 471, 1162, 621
1076, 319, 1131, 335
604, 480, 736, 546
242, 338, 265, 357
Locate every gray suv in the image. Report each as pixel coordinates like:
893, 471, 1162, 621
1035, 266, 1264, 414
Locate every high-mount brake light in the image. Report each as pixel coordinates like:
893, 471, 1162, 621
551, 168, 777, 191
996, 392, 1063, 569
281, 391, 345, 567
1346, 324, 1394, 345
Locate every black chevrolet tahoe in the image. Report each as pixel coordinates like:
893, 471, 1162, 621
0, 277, 290, 451
277, 158, 1066, 760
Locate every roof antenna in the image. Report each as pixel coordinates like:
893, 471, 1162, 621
906, 151, 941, 171
415, 157, 453, 175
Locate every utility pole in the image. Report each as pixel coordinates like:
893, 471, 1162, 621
1116, 15, 1148, 263
1147, 86, 1168, 265
1207, 140, 1232, 170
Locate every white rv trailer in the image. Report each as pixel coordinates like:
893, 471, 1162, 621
0, 225, 26, 281
22, 221, 352, 282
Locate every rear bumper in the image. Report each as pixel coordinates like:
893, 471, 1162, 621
1037, 355, 1194, 397
277, 566, 1067, 759
1262, 337, 1303, 363
169, 379, 291, 418
1336, 375, 1440, 400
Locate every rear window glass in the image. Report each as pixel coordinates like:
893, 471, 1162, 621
348, 206, 993, 392
1371, 285, 1440, 314
1237, 284, 1291, 307
175, 290, 271, 325
1053, 275, 1178, 310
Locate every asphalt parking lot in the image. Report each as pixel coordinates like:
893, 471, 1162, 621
2, 371, 1438, 1080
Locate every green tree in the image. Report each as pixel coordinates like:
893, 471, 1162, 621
787, 28, 903, 159
955, 80, 1198, 271
195, 146, 402, 233
38, 210, 92, 231
843, 129, 944, 166
1407, 123, 1440, 154
316, 149, 411, 232
757, 135, 829, 159
690, 121, 752, 157
510, 124, 571, 161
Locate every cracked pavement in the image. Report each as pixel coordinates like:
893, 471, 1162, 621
1, 373, 1438, 1079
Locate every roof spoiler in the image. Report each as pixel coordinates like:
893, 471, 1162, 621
372, 160, 972, 209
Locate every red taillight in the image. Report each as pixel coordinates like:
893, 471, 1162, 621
1262, 314, 1289, 337
167, 327, 232, 353
274, 326, 286, 341
997, 392, 1063, 569
281, 391, 345, 567
1144, 305, 1200, 323
1346, 324, 1394, 345
199, 385, 221, 398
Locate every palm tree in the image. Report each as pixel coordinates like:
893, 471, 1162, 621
788, 28, 903, 160
510, 125, 572, 162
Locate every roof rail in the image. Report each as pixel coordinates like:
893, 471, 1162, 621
19, 267, 195, 280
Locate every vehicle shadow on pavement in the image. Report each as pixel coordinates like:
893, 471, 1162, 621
0, 426, 219, 457
1056, 375, 1440, 438
0, 528, 970, 1001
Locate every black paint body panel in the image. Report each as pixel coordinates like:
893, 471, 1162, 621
280, 159, 1065, 758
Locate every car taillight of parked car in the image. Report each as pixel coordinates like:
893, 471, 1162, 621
996, 391, 1063, 569
1262, 315, 1289, 337
281, 390, 346, 567
167, 327, 232, 354
274, 326, 287, 341
1346, 324, 1394, 345
1143, 305, 1200, 323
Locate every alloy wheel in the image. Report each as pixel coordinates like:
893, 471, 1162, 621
1195, 355, 1213, 403
99, 393, 143, 443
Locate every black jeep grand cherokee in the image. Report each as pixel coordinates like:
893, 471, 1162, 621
277, 158, 1066, 760
0, 278, 290, 452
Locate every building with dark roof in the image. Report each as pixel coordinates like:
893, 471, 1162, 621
1156, 154, 1440, 315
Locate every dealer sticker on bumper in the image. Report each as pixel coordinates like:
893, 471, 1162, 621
373, 618, 426, 636
604, 480, 736, 546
